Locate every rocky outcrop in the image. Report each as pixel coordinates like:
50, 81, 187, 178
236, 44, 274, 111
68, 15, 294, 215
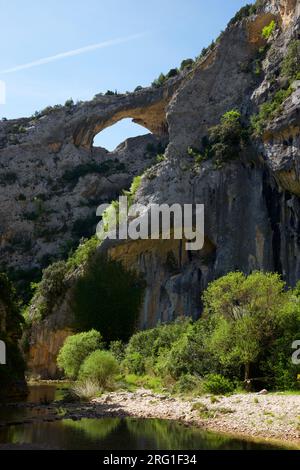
2, 0, 300, 376
0, 83, 173, 275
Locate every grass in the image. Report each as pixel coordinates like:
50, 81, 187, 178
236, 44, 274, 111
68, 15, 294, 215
71, 380, 103, 400
191, 402, 235, 419
123, 374, 165, 393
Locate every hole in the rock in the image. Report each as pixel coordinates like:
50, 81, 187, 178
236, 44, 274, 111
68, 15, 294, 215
93, 118, 150, 151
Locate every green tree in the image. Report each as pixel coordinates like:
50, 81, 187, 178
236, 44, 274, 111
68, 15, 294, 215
203, 272, 287, 381
57, 330, 103, 379
0, 273, 26, 397
72, 255, 145, 343
78, 350, 119, 389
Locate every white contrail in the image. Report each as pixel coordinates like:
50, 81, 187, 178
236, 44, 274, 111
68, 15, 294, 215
0, 33, 145, 75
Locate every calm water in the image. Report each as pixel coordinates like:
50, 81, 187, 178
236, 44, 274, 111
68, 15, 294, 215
0, 385, 290, 450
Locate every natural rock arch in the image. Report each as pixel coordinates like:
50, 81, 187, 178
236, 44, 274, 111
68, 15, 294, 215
71, 84, 177, 149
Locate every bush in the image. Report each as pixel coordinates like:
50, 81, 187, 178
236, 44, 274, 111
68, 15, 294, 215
166, 68, 179, 79
31, 261, 67, 320
172, 374, 204, 394
227, 4, 257, 28
200, 110, 248, 163
72, 214, 99, 238
57, 330, 103, 379
71, 380, 101, 400
124, 318, 192, 377
124, 351, 146, 375
65, 98, 74, 107
203, 374, 234, 395
251, 86, 293, 135
0, 273, 26, 396
262, 20, 276, 40
281, 40, 300, 81
180, 59, 194, 70
109, 340, 126, 362
72, 255, 145, 343
62, 161, 126, 185
152, 73, 166, 88
78, 350, 119, 389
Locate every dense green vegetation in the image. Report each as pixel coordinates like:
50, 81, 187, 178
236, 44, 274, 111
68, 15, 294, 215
0, 273, 26, 396
281, 39, 300, 81
58, 271, 300, 397
250, 38, 300, 135
227, 3, 260, 28
57, 330, 103, 379
62, 160, 126, 186
251, 87, 293, 135
189, 110, 249, 166
78, 350, 119, 388
30, 261, 67, 320
72, 254, 145, 343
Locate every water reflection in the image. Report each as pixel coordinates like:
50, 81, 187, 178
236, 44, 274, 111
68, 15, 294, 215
0, 417, 289, 450
0, 385, 292, 450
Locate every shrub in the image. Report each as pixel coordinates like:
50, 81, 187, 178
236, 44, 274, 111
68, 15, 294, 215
72, 214, 99, 238
166, 68, 179, 79
205, 110, 248, 162
124, 318, 192, 377
203, 374, 235, 395
78, 350, 119, 389
281, 40, 300, 81
124, 351, 146, 375
195, 41, 216, 62
57, 330, 103, 379
31, 261, 67, 320
66, 236, 99, 271
71, 380, 101, 400
262, 20, 276, 40
0, 273, 26, 395
109, 340, 126, 362
152, 73, 166, 88
251, 86, 293, 134
65, 98, 74, 107
72, 255, 145, 343
187, 147, 204, 165
172, 374, 204, 394
62, 161, 125, 185
180, 59, 194, 70
156, 154, 165, 163
227, 4, 257, 28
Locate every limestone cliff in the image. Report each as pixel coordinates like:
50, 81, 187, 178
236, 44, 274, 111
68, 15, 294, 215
1, 0, 300, 377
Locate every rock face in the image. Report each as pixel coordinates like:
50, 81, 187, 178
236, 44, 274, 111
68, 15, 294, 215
0, 85, 172, 274
1, 0, 300, 377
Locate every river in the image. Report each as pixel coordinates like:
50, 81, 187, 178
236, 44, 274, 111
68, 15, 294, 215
0, 384, 291, 450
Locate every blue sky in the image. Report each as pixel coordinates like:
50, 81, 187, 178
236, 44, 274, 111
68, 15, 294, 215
0, 0, 251, 150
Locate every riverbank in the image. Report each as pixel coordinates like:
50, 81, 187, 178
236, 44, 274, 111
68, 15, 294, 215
92, 389, 300, 448
1, 385, 299, 449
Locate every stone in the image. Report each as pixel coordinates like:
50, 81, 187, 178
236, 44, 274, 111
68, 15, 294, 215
1, 1, 300, 377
